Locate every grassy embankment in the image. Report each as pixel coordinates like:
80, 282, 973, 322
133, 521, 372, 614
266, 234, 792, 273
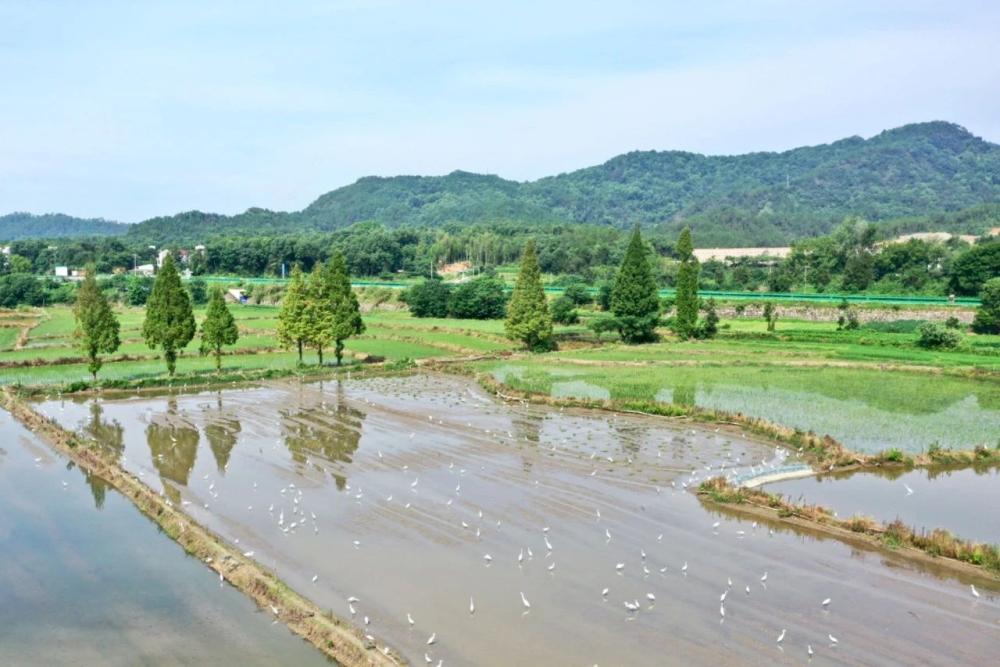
697, 477, 1000, 580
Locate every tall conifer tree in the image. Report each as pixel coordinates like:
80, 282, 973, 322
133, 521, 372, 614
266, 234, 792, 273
327, 252, 365, 365
674, 227, 700, 339
142, 253, 195, 375
74, 268, 120, 380
611, 226, 660, 343
303, 262, 335, 364
277, 264, 309, 363
200, 286, 239, 370
505, 240, 553, 350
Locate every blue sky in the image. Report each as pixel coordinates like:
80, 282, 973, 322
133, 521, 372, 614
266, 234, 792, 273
1, 1, 997, 221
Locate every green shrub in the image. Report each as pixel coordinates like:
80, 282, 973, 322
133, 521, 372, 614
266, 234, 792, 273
448, 276, 508, 319
972, 277, 1000, 334
916, 322, 962, 349
402, 279, 452, 318
550, 296, 579, 324
562, 282, 592, 306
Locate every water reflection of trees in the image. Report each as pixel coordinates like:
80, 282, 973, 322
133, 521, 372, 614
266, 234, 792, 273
81, 401, 124, 510
146, 399, 200, 503
203, 395, 241, 474
281, 381, 364, 490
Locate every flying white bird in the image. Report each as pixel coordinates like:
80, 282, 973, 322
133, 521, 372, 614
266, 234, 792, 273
426, 633, 436, 645
821, 598, 831, 608
520, 591, 531, 609
407, 613, 415, 626
904, 483, 914, 496
776, 629, 785, 643
760, 572, 768, 582
828, 634, 838, 644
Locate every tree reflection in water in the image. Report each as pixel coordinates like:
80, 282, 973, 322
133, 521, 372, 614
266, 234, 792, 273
203, 394, 242, 475
281, 381, 365, 490
81, 401, 123, 510
146, 398, 200, 504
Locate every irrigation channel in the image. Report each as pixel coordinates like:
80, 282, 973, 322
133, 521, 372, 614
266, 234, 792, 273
25, 372, 999, 665
0, 411, 329, 666
766, 467, 1000, 545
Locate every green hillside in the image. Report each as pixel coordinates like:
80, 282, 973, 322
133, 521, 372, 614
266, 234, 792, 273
0, 213, 128, 241
8, 121, 999, 246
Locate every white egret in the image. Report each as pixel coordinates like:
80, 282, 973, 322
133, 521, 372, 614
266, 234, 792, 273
520, 591, 531, 609
776, 629, 785, 643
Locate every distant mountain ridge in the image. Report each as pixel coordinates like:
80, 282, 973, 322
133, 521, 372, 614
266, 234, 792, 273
5, 121, 999, 246
0, 212, 128, 242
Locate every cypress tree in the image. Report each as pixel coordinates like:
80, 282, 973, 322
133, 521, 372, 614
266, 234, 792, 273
327, 252, 365, 365
611, 226, 660, 343
277, 264, 309, 363
505, 240, 554, 350
73, 268, 120, 380
303, 262, 335, 365
674, 227, 700, 339
142, 253, 195, 376
200, 286, 239, 370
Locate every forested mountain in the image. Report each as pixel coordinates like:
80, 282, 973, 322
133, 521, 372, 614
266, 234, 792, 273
0, 213, 128, 241
6, 121, 999, 246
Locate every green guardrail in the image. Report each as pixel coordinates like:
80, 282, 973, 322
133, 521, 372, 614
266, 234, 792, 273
193, 275, 980, 307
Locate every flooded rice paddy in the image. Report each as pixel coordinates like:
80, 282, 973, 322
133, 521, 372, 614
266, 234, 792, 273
767, 467, 1000, 545
0, 411, 328, 666
36, 373, 1000, 666
489, 364, 1000, 454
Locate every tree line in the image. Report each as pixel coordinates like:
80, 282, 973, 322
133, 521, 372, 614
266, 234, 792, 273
73, 251, 363, 379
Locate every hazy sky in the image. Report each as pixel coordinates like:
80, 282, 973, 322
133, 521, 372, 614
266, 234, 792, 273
1, 1, 997, 221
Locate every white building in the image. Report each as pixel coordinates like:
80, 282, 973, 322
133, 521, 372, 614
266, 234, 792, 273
54, 266, 70, 277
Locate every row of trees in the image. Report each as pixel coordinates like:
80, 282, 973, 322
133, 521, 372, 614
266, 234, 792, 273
75, 254, 240, 378
276, 252, 365, 366
7, 218, 996, 303
501, 226, 717, 350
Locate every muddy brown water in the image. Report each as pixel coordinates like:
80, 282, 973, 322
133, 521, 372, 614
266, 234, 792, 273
767, 466, 1000, 545
37, 373, 1000, 666
0, 411, 330, 666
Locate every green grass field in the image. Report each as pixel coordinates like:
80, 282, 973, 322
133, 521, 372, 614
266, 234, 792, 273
479, 360, 1000, 454
0, 305, 522, 385
4, 303, 998, 459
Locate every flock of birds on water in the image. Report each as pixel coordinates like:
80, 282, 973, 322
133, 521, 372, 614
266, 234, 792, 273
37, 379, 993, 665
